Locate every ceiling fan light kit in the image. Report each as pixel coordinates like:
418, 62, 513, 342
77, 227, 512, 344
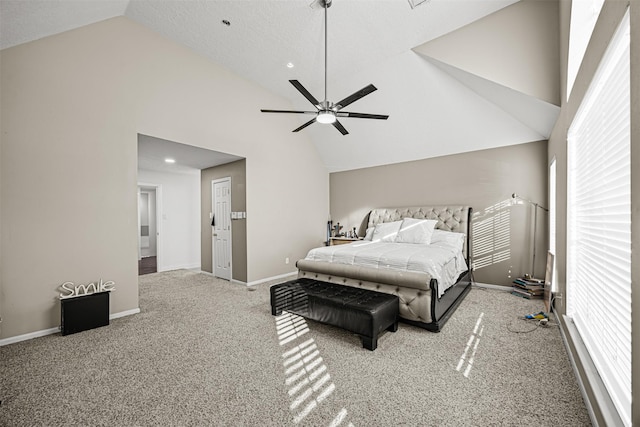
261, 0, 388, 135
317, 110, 337, 124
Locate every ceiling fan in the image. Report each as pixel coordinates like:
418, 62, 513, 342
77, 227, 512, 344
260, 0, 389, 135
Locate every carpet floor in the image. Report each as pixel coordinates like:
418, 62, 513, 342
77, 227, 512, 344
0, 270, 590, 426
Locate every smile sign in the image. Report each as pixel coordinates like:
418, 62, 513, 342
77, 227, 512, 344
59, 279, 115, 299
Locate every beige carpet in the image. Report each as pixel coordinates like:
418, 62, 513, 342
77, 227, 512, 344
0, 270, 591, 426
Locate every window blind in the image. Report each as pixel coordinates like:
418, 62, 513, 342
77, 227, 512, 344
567, 9, 631, 427
549, 158, 557, 292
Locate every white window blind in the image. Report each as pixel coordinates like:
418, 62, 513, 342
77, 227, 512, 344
567, 9, 631, 427
549, 158, 557, 292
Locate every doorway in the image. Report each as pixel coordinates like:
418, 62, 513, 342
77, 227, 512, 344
212, 177, 232, 280
137, 134, 246, 281
138, 184, 161, 275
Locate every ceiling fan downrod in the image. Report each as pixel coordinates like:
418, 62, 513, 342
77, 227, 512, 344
260, 0, 388, 135
316, 0, 335, 123
322, 0, 331, 105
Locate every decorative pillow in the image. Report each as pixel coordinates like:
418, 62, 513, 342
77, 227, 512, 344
395, 218, 438, 244
362, 227, 375, 241
371, 220, 403, 242
430, 229, 466, 250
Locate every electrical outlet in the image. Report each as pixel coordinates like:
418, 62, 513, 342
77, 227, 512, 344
285, 257, 289, 264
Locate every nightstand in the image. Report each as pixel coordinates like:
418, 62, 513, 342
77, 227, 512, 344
329, 237, 361, 246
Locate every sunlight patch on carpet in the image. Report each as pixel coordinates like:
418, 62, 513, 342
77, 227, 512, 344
275, 311, 353, 425
276, 312, 310, 346
456, 312, 484, 378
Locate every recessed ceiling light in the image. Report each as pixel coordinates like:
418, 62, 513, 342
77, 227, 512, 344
286, 62, 294, 68
222, 19, 231, 26
165, 158, 176, 164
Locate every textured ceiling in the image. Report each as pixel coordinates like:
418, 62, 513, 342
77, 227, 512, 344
0, 0, 559, 173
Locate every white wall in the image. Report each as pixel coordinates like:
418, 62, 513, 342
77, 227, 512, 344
139, 169, 200, 271
0, 16, 329, 340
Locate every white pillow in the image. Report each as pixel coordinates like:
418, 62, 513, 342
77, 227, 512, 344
395, 218, 438, 244
371, 220, 402, 242
430, 229, 466, 250
362, 227, 375, 241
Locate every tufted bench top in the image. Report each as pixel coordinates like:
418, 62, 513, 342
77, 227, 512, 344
271, 278, 399, 350
289, 279, 398, 308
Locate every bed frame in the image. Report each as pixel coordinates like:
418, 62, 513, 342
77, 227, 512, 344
296, 206, 473, 332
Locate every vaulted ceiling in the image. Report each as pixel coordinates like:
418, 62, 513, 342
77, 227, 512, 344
0, 0, 559, 172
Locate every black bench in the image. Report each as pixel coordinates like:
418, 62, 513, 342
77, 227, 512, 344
270, 278, 399, 350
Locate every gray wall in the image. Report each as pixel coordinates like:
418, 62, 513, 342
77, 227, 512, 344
414, 0, 560, 105
201, 160, 247, 282
0, 17, 328, 340
329, 141, 548, 287
549, 0, 639, 425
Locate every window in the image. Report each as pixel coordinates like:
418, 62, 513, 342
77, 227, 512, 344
567, 0, 605, 101
549, 158, 557, 293
567, 9, 631, 426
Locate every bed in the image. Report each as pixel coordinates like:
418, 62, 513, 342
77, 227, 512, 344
296, 206, 472, 332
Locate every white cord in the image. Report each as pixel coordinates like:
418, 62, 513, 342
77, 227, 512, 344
507, 316, 558, 334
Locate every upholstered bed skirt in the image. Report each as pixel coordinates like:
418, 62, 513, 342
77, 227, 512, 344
296, 260, 435, 324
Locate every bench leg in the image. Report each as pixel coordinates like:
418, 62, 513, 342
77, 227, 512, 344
387, 321, 398, 332
362, 336, 378, 351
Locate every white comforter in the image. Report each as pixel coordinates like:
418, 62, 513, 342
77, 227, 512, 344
304, 240, 468, 297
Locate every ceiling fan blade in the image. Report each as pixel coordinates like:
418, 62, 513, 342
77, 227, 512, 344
335, 84, 377, 109
261, 109, 317, 114
332, 120, 349, 135
293, 118, 317, 133
289, 80, 321, 108
337, 112, 389, 120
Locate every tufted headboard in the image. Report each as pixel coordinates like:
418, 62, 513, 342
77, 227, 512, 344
366, 206, 472, 262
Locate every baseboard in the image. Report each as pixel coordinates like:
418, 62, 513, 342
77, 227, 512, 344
110, 308, 141, 319
0, 327, 61, 347
559, 315, 624, 427
170, 269, 296, 287
0, 307, 141, 347
246, 271, 297, 287
158, 263, 201, 272
192, 270, 248, 285
558, 316, 599, 427
472, 282, 511, 291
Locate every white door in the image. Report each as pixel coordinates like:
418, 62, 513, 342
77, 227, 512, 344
212, 178, 232, 280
